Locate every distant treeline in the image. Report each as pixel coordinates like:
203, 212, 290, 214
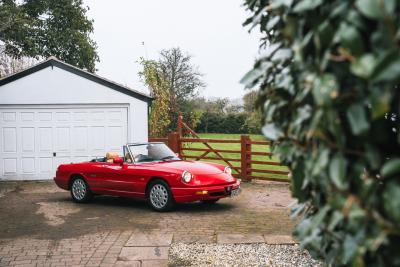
189, 93, 261, 134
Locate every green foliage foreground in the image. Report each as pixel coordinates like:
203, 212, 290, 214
242, 0, 400, 266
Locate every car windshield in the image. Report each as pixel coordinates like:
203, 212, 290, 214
127, 143, 181, 163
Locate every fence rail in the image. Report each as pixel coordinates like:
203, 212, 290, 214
149, 132, 290, 183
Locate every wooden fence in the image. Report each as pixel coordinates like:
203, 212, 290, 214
149, 132, 290, 183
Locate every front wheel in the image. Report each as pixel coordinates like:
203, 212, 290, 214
147, 180, 174, 212
70, 177, 93, 203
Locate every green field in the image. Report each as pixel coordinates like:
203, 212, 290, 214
181, 133, 289, 181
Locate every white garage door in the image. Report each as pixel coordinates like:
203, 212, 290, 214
0, 105, 128, 180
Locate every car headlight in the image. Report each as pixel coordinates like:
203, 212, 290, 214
182, 171, 192, 183
224, 166, 232, 175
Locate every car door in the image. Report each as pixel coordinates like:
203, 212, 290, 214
96, 161, 137, 193
84, 162, 116, 192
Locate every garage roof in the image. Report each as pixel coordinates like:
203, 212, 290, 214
0, 57, 153, 103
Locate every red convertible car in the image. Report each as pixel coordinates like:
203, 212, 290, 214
54, 142, 241, 211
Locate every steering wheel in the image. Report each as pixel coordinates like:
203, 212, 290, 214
133, 154, 143, 163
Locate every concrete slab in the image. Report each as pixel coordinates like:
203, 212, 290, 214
263, 235, 297, 244
217, 234, 264, 244
114, 260, 141, 266
173, 234, 215, 243
142, 259, 168, 267
125, 233, 173, 247
119, 247, 169, 261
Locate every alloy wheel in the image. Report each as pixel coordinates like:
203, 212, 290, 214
149, 184, 169, 209
71, 179, 87, 201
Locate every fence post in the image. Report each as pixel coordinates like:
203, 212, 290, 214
168, 132, 180, 155
177, 114, 183, 137
241, 135, 251, 182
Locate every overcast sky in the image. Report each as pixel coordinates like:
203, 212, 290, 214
82, 0, 261, 100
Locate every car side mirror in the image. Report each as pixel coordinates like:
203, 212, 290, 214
113, 157, 124, 165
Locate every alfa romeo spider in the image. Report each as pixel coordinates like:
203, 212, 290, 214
54, 142, 241, 211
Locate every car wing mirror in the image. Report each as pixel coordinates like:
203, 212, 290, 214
113, 157, 124, 165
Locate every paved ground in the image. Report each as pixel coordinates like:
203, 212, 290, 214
0, 180, 296, 266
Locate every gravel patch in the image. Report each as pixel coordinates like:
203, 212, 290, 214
169, 243, 322, 267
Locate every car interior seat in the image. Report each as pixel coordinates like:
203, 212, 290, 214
106, 152, 119, 163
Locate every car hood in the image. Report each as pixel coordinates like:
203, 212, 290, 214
158, 160, 235, 186
156, 160, 224, 175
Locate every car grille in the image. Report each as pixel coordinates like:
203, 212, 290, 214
210, 192, 225, 197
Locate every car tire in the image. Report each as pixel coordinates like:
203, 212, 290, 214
202, 199, 219, 204
147, 179, 174, 212
70, 176, 93, 203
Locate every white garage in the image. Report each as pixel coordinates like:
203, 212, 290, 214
0, 57, 152, 180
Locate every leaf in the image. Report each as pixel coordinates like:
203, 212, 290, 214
372, 52, 400, 82
267, 16, 280, 31
293, 0, 322, 13
312, 149, 330, 176
365, 145, 381, 170
311, 205, 330, 228
328, 211, 344, 231
339, 23, 364, 56
316, 21, 335, 50
240, 68, 263, 87
262, 123, 284, 140
329, 153, 348, 190
260, 43, 281, 58
312, 74, 338, 106
355, 0, 384, 19
271, 0, 294, 8
294, 105, 312, 125
350, 54, 376, 78
346, 104, 370, 135
384, 0, 396, 15
342, 235, 358, 264
383, 182, 400, 222
271, 48, 293, 62
369, 90, 390, 119
381, 158, 400, 177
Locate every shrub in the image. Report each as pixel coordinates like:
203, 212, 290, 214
242, 0, 400, 266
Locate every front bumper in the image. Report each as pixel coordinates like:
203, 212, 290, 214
172, 180, 241, 203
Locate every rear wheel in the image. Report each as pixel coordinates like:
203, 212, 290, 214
70, 177, 93, 203
147, 180, 174, 212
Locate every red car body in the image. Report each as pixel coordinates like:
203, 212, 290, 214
54, 157, 240, 203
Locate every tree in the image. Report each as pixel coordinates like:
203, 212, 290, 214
158, 47, 205, 129
159, 47, 205, 103
243, 91, 262, 133
243, 90, 258, 113
0, 0, 98, 72
0, 45, 36, 77
138, 58, 171, 138
243, 0, 400, 266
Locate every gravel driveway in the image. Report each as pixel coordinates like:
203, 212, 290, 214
169, 243, 322, 267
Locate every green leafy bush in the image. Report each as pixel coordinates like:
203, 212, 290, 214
242, 0, 400, 266
196, 112, 249, 134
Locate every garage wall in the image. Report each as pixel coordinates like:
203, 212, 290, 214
0, 65, 149, 142
0, 106, 129, 180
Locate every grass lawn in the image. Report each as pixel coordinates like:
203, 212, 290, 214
181, 133, 289, 181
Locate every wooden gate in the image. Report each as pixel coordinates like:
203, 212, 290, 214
149, 116, 289, 182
